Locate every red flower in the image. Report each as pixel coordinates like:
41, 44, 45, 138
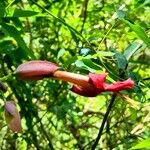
71, 73, 134, 97
16, 61, 134, 97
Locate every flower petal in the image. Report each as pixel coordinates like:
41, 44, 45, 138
71, 74, 134, 97
89, 73, 108, 90
16, 60, 59, 80
105, 78, 134, 92
71, 85, 100, 97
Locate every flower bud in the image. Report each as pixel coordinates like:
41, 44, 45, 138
16, 60, 59, 80
4, 101, 22, 133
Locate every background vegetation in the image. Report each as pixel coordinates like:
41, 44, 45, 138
0, 0, 150, 149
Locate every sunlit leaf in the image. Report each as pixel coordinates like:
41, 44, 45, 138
123, 19, 150, 49
57, 49, 66, 59
130, 138, 150, 149
93, 51, 115, 57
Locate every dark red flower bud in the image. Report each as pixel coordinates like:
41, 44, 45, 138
4, 101, 22, 133
16, 60, 60, 80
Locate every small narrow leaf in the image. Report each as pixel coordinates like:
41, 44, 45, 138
115, 52, 128, 69
93, 51, 115, 57
10, 18, 23, 29
75, 59, 101, 72
123, 19, 150, 49
1, 23, 35, 59
116, 10, 126, 19
13, 9, 38, 17
75, 60, 96, 72
124, 42, 142, 60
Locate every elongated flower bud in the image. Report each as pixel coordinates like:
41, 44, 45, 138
16, 61, 90, 87
16, 60, 60, 80
4, 101, 22, 133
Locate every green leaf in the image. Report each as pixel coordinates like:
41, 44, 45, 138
13, 9, 38, 17
64, 56, 77, 66
1, 23, 35, 59
18, 140, 27, 150
116, 10, 126, 19
130, 138, 150, 149
123, 19, 150, 49
93, 51, 115, 57
10, 17, 23, 29
115, 52, 127, 69
75, 59, 101, 72
57, 49, 66, 59
143, 0, 150, 5
124, 42, 142, 60
79, 51, 115, 59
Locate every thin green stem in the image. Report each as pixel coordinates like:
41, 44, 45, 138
98, 22, 116, 50
5, 0, 15, 9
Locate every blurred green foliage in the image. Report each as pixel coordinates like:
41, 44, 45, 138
0, 0, 150, 149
